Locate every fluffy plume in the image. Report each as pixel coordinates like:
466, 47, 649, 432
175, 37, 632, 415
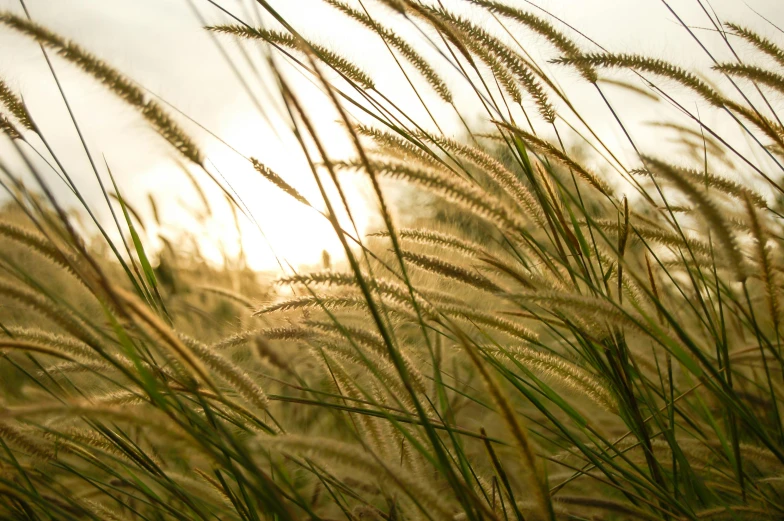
469, 0, 595, 81
552, 52, 722, 105
0, 79, 32, 131
208, 25, 374, 89
725, 22, 784, 68
336, 159, 530, 233
643, 156, 747, 280
714, 63, 784, 96
0, 13, 203, 164
325, 0, 452, 102
497, 124, 614, 197
251, 158, 310, 205
498, 345, 616, 411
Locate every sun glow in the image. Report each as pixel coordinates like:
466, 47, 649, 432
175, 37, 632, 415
176, 110, 374, 272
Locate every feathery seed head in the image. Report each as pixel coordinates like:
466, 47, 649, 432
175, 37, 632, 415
208, 24, 375, 89
0, 114, 21, 139
725, 23, 784, 68
552, 53, 722, 106
0, 13, 204, 164
0, 79, 33, 131
251, 158, 309, 205
643, 156, 747, 281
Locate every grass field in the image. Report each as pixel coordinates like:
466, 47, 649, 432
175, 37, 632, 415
1, 1, 784, 520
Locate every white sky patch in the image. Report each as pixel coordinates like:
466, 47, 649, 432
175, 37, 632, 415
0, 0, 782, 271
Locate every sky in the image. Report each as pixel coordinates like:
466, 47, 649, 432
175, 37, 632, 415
0, 0, 782, 271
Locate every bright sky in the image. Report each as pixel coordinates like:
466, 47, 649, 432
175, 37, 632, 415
0, 0, 782, 271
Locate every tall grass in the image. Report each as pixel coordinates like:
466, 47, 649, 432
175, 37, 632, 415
1, 1, 784, 520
